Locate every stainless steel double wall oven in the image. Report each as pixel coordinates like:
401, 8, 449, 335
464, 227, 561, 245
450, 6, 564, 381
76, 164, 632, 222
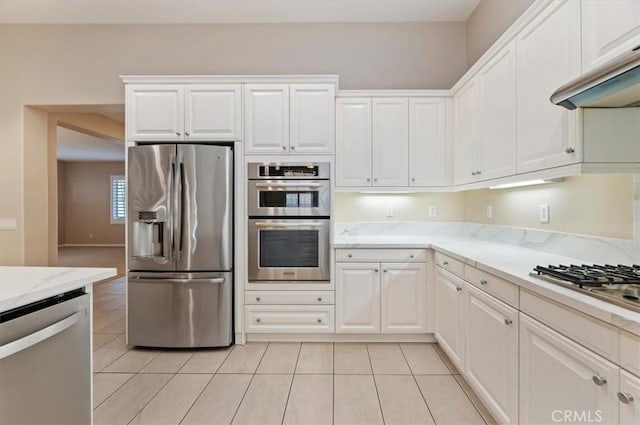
248, 162, 330, 282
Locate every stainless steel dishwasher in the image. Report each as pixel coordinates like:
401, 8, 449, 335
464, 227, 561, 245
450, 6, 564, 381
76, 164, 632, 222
0, 289, 91, 424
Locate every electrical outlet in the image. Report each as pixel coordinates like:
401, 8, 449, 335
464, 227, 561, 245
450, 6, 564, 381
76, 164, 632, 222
486, 205, 493, 219
428, 206, 437, 217
386, 206, 393, 217
539, 204, 550, 223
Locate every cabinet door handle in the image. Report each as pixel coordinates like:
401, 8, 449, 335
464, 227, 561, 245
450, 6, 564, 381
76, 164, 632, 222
565, 147, 575, 154
175, 132, 181, 136
317, 318, 322, 323
476, 170, 482, 175
383, 269, 388, 273
282, 146, 287, 150
618, 392, 634, 404
256, 318, 261, 323
471, 171, 477, 176
480, 279, 488, 285
411, 177, 416, 182
291, 146, 296, 150
185, 131, 190, 136
456, 286, 462, 292
374, 178, 378, 182
374, 268, 379, 273
366, 178, 371, 182
504, 318, 513, 325
592, 375, 607, 386
443, 261, 449, 266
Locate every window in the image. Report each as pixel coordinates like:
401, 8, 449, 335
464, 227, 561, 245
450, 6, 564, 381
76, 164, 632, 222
110, 175, 126, 224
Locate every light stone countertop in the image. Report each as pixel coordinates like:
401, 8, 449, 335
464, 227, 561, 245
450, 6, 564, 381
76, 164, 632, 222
0, 266, 116, 313
334, 235, 640, 336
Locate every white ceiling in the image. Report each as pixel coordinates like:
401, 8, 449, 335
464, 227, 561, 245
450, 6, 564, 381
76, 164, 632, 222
57, 126, 125, 162
0, 0, 481, 24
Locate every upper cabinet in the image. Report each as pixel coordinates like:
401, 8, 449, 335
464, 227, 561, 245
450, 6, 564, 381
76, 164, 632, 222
244, 83, 335, 155
516, 0, 581, 173
453, 79, 480, 186
336, 94, 450, 188
582, 0, 640, 72
126, 84, 241, 142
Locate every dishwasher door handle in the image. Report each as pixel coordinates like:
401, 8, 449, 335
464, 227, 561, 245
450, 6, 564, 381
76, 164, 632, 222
0, 308, 87, 360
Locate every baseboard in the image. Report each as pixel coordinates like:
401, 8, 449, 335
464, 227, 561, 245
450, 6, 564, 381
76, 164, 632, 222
58, 244, 125, 247
244, 333, 436, 343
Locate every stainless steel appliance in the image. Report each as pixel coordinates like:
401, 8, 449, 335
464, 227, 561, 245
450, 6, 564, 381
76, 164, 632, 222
127, 144, 233, 347
531, 264, 640, 312
0, 290, 90, 424
248, 162, 330, 282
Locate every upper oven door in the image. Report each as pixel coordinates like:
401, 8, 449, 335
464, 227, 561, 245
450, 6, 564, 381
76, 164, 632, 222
248, 179, 331, 216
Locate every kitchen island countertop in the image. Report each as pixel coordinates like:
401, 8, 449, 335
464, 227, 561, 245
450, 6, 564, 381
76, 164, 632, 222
0, 266, 116, 313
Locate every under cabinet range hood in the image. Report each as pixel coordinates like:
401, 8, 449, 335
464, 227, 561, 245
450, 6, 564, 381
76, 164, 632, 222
551, 45, 640, 110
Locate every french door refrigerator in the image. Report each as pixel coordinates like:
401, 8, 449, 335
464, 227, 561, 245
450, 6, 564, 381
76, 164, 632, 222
127, 144, 233, 347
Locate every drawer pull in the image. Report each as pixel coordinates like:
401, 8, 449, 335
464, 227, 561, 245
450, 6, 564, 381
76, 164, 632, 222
348, 254, 353, 258
410, 254, 415, 258
480, 279, 488, 285
317, 297, 322, 302
383, 269, 388, 273
456, 286, 462, 292
256, 318, 261, 323
374, 269, 379, 273
443, 261, 449, 266
256, 297, 261, 302
504, 318, 513, 325
618, 392, 634, 404
592, 375, 607, 386
317, 318, 322, 323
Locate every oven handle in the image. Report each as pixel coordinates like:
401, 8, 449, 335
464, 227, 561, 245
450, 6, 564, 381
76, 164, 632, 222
254, 221, 324, 228
254, 182, 322, 188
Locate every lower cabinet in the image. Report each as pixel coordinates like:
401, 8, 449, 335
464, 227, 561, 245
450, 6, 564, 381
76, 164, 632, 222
336, 260, 427, 333
620, 370, 640, 425
434, 267, 465, 370
464, 284, 518, 425
519, 313, 619, 425
245, 305, 334, 333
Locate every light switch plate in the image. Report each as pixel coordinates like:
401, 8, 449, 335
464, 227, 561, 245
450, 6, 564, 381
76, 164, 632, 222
386, 206, 393, 217
539, 204, 550, 223
428, 206, 437, 217
0, 218, 17, 230
486, 205, 493, 219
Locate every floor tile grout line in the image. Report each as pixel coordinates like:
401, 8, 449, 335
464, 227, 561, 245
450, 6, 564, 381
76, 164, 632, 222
175, 371, 217, 425
365, 343, 387, 425
92, 372, 137, 411
125, 372, 176, 425
398, 343, 439, 425
228, 342, 270, 425
280, 342, 303, 425
452, 374, 491, 425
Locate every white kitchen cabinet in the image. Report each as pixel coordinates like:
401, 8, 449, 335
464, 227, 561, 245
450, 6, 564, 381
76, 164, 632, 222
245, 305, 334, 333
372, 98, 409, 186
477, 41, 517, 181
516, 0, 581, 173
245, 83, 335, 155
434, 267, 465, 371
519, 313, 619, 425
380, 263, 427, 333
408, 98, 449, 187
126, 85, 184, 141
290, 84, 335, 154
126, 84, 241, 142
464, 284, 518, 425
619, 370, 640, 425
335, 98, 372, 186
453, 78, 479, 186
244, 84, 290, 154
336, 263, 381, 333
582, 0, 640, 72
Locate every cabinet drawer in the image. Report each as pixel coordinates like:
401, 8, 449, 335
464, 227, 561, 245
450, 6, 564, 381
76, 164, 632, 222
464, 265, 519, 308
620, 330, 640, 377
335, 248, 426, 263
434, 251, 464, 277
245, 291, 334, 305
520, 290, 619, 362
244, 305, 334, 333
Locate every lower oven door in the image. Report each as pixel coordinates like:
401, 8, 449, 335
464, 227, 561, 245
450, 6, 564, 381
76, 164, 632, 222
248, 218, 330, 281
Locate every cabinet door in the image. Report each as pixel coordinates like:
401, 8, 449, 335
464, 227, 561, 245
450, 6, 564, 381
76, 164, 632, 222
519, 314, 619, 425
453, 78, 479, 185
516, 0, 581, 173
434, 268, 465, 371
336, 263, 380, 333
620, 370, 640, 425
290, 84, 335, 154
244, 84, 289, 154
465, 285, 518, 425
184, 85, 241, 141
582, 0, 640, 72
336, 98, 372, 186
477, 41, 517, 181
126, 85, 184, 141
409, 98, 449, 187
372, 98, 409, 186
380, 262, 426, 333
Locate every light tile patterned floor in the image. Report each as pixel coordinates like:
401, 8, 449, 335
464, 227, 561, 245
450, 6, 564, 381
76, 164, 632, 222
92, 277, 497, 425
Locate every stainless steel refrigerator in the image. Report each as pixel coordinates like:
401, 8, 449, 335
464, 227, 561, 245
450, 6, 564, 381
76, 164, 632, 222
127, 144, 233, 348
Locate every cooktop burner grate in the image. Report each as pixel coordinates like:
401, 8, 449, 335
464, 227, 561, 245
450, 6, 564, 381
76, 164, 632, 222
533, 264, 640, 287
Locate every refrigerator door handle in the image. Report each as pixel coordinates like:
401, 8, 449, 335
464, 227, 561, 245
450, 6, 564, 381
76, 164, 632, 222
173, 154, 184, 262
129, 276, 226, 284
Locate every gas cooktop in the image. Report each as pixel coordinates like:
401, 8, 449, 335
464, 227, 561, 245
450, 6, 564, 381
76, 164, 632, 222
531, 264, 640, 313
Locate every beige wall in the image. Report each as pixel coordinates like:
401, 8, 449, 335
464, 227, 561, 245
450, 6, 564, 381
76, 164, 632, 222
335, 192, 466, 222
0, 22, 467, 265
59, 161, 125, 245
464, 174, 635, 239
466, 0, 535, 66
